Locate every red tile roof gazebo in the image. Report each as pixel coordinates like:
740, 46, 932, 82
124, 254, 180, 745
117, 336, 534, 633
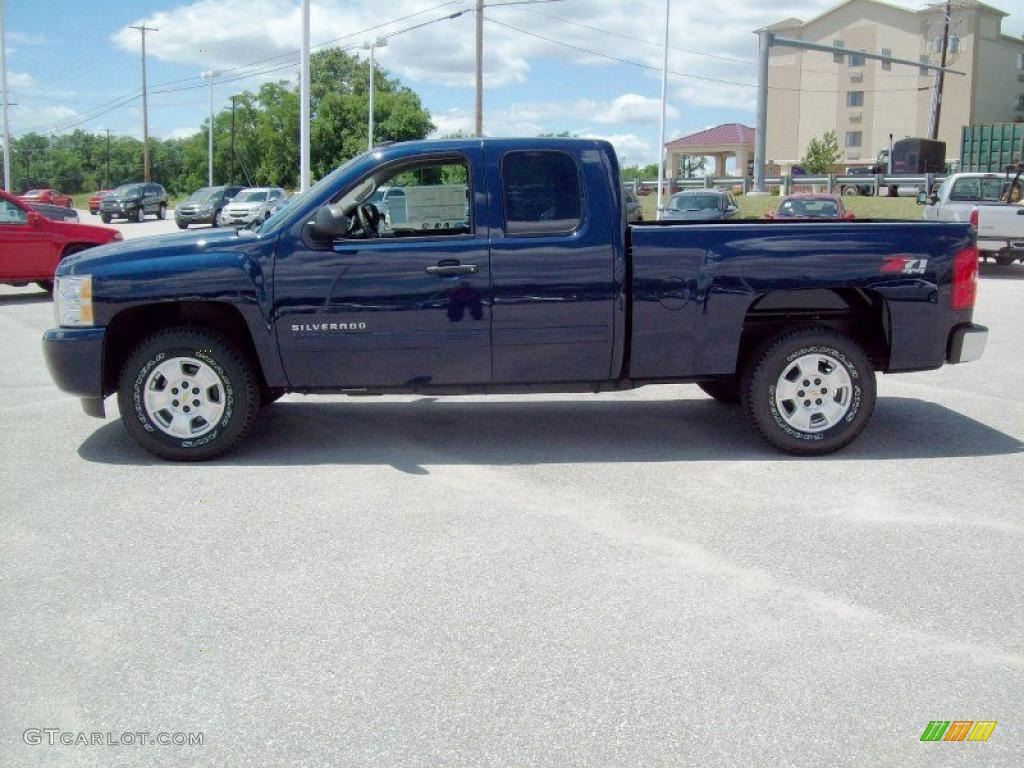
664, 123, 755, 178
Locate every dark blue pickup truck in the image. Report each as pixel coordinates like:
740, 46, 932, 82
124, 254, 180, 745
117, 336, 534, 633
43, 138, 987, 460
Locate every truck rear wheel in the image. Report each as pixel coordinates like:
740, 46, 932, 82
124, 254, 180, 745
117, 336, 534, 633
117, 327, 259, 461
697, 379, 741, 404
741, 328, 876, 455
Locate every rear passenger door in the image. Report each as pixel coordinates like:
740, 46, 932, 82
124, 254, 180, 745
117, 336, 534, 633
487, 148, 619, 383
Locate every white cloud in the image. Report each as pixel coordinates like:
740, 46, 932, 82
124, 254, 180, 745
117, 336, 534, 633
161, 126, 202, 140
9, 71, 35, 89
8, 31, 46, 46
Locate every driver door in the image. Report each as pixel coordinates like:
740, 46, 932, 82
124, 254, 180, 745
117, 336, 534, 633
273, 150, 492, 389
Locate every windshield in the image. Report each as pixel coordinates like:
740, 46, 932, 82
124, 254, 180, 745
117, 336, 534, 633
255, 151, 371, 235
949, 177, 1012, 202
235, 190, 268, 203
776, 198, 839, 218
23, 189, 45, 195
114, 184, 145, 197
189, 187, 221, 201
669, 194, 721, 211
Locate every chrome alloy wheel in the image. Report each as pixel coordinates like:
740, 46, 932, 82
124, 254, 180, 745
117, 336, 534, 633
143, 357, 226, 438
773, 353, 853, 433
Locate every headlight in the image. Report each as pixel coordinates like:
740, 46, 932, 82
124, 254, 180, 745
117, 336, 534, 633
55, 276, 94, 327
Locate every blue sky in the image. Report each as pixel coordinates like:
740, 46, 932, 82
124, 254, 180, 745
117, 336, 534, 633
5, 0, 1021, 167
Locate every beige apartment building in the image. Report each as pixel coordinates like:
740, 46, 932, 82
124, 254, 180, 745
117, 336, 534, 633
765, 0, 1024, 170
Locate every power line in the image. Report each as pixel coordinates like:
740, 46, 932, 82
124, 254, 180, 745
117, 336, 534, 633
487, 17, 934, 95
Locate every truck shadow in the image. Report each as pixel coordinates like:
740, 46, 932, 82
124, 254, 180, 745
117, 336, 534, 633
0, 291, 50, 305
78, 396, 1022, 470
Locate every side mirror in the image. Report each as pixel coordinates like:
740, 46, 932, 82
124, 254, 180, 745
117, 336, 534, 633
916, 191, 928, 205
27, 211, 43, 227
309, 203, 350, 240
842, 212, 856, 220
726, 204, 738, 212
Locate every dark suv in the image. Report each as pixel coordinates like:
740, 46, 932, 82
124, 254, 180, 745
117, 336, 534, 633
100, 182, 168, 223
175, 185, 243, 229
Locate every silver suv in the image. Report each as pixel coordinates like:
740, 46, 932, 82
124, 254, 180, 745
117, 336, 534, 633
218, 187, 286, 226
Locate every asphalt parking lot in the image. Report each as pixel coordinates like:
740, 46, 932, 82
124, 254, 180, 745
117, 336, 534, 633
1, 232, 1022, 765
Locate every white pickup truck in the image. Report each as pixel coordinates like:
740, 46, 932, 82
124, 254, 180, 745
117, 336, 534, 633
919, 173, 1024, 265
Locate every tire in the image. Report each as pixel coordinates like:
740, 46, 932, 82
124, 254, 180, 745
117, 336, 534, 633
158, 203, 167, 220
741, 327, 876, 456
995, 253, 1017, 267
36, 280, 54, 294
101, 213, 111, 224
841, 186, 859, 197
117, 327, 259, 461
177, 221, 188, 230
697, 379, 741, 404
134, 206, 144, 223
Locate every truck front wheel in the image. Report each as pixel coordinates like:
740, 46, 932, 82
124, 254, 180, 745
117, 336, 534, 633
741, 328, 876, 455
117, 328, 259, 461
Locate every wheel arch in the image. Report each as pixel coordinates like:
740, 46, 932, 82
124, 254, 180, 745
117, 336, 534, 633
738, 288, 891, 374
102, 301, 277, 396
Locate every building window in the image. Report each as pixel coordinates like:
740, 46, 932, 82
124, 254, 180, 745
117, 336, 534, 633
881, 48, 892, 71
845, 131, 863, 148
849, 51, 866, 67
833, 40, 845, 63
1018, 53, 1024, 70
932, 34, 961, 55
1016, 94, 1024, 112
847, 91, 864, 107
920, 55, 930, 76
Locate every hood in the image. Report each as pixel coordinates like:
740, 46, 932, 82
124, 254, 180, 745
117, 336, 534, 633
45, 219, 120, 243
662, 209, 725, 221
104, 193, 144, 202
225, 200, 264, 211
56, 226, 263, 276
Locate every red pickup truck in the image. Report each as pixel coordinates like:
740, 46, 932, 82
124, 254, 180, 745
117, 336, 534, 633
19, 188, 73, 208
0, 190, 120, 292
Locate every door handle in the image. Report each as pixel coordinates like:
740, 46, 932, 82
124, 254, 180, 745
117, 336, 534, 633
426, 263, 478, 276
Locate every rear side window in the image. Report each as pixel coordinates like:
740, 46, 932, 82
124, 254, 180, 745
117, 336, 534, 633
502, 151, 582, 235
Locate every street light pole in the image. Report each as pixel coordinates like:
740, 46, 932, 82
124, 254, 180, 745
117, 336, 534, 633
0, 0, 11, 192
299, 0, 310, 192
101, 128, 112, 189
655, 0, 670, 220
363, 38, 387, 150
475, 0, 484, 137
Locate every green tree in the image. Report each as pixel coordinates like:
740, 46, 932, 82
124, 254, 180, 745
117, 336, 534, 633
677, 154, 707, 178
800, 130, 841, 174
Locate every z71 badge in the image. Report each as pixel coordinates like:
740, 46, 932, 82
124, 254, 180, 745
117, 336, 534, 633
880, 256, 928, 275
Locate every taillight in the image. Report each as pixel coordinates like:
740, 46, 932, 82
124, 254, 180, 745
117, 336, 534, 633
952, 245, 978, 310
969, 208, 978, 229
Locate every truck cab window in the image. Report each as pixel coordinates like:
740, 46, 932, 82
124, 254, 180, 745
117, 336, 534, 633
502, 151, 583, 235
366, 160, 471, 238
0, 200, 27, 225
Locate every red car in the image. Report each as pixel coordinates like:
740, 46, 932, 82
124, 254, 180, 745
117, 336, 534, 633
765, 194, 856, 220
19, 188, 74, 208
0, 190, 120, 292
88, 189, 114, 215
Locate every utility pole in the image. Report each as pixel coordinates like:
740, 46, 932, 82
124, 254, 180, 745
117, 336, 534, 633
475, 0, 483, 136
0, 0, 11, 192
129, 23, 157, 181
363, 38, 387, 150
299, 0, 310, 191
203, 70, 218, 187
928, 0, 952, 141
101, 128, 112, 188
229, 96, 236, 186
655, 0, 670, 219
